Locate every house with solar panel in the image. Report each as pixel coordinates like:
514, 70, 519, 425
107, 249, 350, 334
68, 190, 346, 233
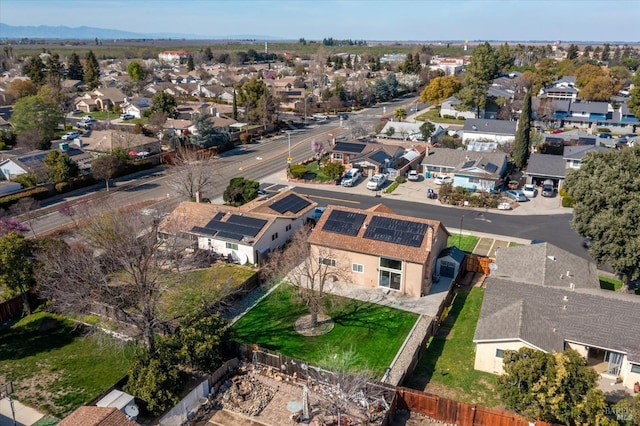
307, 204, 455, 298
0, 145, 92, 181
158, 190, 317, 265
461, 119, 517, 152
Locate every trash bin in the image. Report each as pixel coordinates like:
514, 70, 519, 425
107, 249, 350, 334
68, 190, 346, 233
425, 171, 431, 179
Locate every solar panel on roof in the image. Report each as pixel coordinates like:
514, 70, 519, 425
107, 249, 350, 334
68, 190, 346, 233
213, 212, 225, 221
191, 226, 215, 236
369, 151, 392, 164
462, 160, 475, 169
363, 216, 428, 248
201, 219, 263, 237
484, 163, 498, 173
216, 230, 244, 241
226, 214, 267, 229
270, 194, 311, 214
333, 142, 366, 153
322, 210, 366, 237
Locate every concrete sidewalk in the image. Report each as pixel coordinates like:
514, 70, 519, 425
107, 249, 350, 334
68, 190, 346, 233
0, 397, 45, 426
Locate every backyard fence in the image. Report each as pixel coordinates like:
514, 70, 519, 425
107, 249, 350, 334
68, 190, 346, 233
0, 292, 39, 323
389, 387, 559, 426
465, 254, 494, 275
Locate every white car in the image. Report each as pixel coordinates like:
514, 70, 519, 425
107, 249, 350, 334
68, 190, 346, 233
433, 175, 453, 185
497, 202, 512, 210
61, 131, 80, 140
120, 113, 135, 120
406, 170, 419, 181
366, 174, 387, 190
522, 184, 536, 198
341, 168, 361, 187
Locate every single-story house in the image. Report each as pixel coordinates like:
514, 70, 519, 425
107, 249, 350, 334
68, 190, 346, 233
461, 119, 517, 149
440, 96, 476, 120
377, 121, 431, 141
307, 204, 450, 298
158, 190, 317, 265
473, 243, 640, 393
524, 153, 567, 188
75, 88, 127, 113
120, 97, 151, 119
563, 145, 608, 170
421, 147, 508, 190
0, 145, 92, 181
350, 145, 407, 176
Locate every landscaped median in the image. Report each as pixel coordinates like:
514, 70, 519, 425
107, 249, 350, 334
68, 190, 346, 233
230, 284, 419, 377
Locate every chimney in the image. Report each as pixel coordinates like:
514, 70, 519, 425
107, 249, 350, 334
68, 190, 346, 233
195, 191, 201, 203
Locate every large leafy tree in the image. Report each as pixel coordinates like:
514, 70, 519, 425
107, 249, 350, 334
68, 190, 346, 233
579, 76, 614, 102
10, 94, 63, 148
419, 122, 436, 142
43, 151, 80, 183
7, 79, 37, 100
84, 50, 101, 90
512, 89, 532, 169
149, 91, 178, 118
564, 146, 640, 291
499, 348, 610, 425
457, 43, 499, 118
419, 76, 462, 105
626, 73, 640, 119
127, 61, 145, 82
575, 64, 607, 89
0, 232, 34, 314
67, 52, 84, 81
222, 177, 259, 206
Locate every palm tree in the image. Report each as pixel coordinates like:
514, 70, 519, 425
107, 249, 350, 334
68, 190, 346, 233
394, 108, 407, 122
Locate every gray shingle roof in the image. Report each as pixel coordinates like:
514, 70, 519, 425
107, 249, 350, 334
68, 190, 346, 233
525, 153, 566, 178
422, 147, 507, 170
569, 101, 609, 114
563, 145, 608, 160
462, 119, 517, 135
474, 243, 640, 363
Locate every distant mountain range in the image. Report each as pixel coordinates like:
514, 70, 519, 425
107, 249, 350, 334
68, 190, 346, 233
0, 23, 278, 40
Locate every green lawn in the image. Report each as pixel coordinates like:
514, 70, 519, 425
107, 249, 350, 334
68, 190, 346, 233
447, 233, 479, 253
302, 160, 335, 182
599, 275, 640, 295
408, 287, 500, 408
231, 285, 419, 376
159, 265, 258, 320
416, 107, 466, 125
0, 312, 135, 418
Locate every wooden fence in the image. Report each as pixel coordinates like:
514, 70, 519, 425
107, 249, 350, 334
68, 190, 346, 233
0, 292, 39, 323
389, 387, 558, 426
465, 254, 494, 275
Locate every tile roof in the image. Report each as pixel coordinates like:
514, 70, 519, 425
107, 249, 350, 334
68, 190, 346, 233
474, 243, 640, 363
307, 204, 444, 264
58, 406, 139, 426
525, 153, 566, 178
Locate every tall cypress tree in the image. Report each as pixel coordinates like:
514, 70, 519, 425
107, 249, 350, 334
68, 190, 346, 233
512, 89, 532, 169
84, 50, 100, 90
67, 52, 84, 81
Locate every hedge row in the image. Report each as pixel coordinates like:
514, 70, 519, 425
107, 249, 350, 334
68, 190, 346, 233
0, 186, 50, 210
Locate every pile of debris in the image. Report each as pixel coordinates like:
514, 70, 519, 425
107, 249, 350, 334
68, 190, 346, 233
215, 374, 275, 416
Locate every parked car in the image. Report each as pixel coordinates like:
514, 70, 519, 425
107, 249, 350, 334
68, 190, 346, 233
71, 109, 81, 115
61, 131, 80, 141
406, 170, 419, 181
504, 189, 528, 202
522, 184, 536, 198
341, 168, 361, 187
313, 207, 327, 221
598, 133, 612, 139
582, 237, 592, 249
338, 113, 348, 120
433, 175, 453, 185
76, 121, 93, 130
120, 113, 134, 120
497, 202, 512, 210
366, 174, 387, 190
541, 180, 555, 197
81, 115, 96, 123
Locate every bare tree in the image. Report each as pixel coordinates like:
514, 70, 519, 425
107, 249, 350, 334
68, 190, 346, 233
263, 227, 350, 328
35, 204, 195, 351
167, 147, 218, 200
349, 120, 369, 139
10, 197, 40, 237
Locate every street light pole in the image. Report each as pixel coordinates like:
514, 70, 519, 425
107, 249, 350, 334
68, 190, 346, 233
286, 131, 292, 167
458, 215, 464, 247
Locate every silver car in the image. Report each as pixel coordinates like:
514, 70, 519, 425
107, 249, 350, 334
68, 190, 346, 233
504, 189, 528, 202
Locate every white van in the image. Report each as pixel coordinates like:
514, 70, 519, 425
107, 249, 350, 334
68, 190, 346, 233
341, 168, 361, 187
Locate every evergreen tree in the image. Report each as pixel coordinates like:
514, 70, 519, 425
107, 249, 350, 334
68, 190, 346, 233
186, 55, 194, 72
411, 52, 421, 73
23, 55, 45, 86
600, 43, 611, 62
45, 53, 62, 88
565, 44, 579, 60
232, 88, 238, 120
203, 47, 213, 61
512, 89, 532, 169
67, 52, 84, 81
84, 50, 100, 90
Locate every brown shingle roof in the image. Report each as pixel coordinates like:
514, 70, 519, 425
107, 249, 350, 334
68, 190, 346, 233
308, 205, 442, 264
58, 406, 139, 426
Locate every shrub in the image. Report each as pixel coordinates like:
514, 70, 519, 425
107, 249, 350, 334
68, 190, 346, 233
64, 124, 72, 131
289, 164, 307, 179
395, 176, 406, 184
597, 127, 611, 133
55, 182, 71, 193
562, 196, 576, 208
240, 132, 252, 144
559, 188, 568, 197
443, 114, 456, 119
384, 182, 399, 193
0, 186, 50, 210
457, 116, 466, 120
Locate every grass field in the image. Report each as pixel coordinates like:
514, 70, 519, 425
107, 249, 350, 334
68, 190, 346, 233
447, 233, 479, 253
0, 312, 135, 418
407, 287, 500, 408
416, 107, 466, 125
231, 285, 418, 376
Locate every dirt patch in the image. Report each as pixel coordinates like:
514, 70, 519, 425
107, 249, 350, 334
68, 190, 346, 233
422, 381, 460, 402
293, 314, 334, 337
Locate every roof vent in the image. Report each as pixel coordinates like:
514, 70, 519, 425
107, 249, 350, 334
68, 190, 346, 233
547, 255, 556, 261
553, 328, 557, 333
569, 283, 575, 290
563, 295, 568, 301
560, 274, 564, 280
566, 270, 572, 277
563, 305, 567, 310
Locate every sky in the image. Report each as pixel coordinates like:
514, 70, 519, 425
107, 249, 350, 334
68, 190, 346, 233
1, 0, 639, 42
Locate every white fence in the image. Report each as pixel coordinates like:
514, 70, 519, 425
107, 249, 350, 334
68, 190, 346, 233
158, 379, 209, 426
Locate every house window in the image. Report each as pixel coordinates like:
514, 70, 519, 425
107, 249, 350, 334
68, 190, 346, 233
496, 349, 504, 358
286, 224, 292, 232
352, 263, 364, 273
333, 153, 343, 160
468, 177, 478, 183
271, 232, 279, 241
631, 364, 640, 374
318, 257, 336, 267
379, 257, 402, 290
225, 242, 238, 250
